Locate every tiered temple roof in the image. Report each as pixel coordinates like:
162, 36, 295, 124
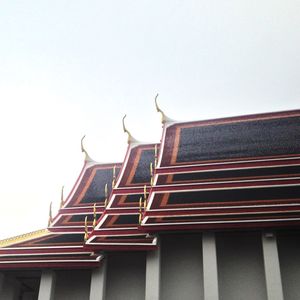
86, 142, 158, 251
0, 158, 122, 268
143, 109, 300, 231
1, 102, 300, 270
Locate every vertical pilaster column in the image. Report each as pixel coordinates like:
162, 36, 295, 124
90, 258, 107, 300
38, 270, 56, 300
145, 236, 161, 300
202, 232, 219, 300
262, 232, 284, 300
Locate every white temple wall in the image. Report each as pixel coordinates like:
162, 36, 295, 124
160, 233, 204, 300
2, 230, 300, 300
278, 231, 300, 300
216, 231, 267, 300
53, 269, 91, 300
105, 252, 146, 300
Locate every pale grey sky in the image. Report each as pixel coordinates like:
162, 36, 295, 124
0, 1, 299, 239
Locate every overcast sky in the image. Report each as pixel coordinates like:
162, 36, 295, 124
0, 1, 299, 240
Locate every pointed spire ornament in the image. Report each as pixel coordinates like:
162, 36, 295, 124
144, 185, 147, 201
104, 183, 108, 207
150, 162, 154, 186
154, 144, 158, 167
84, 216, 88, 242
93, 203, 97, 229
139, 197, 143, 224
139, 196, 143, 212
143, 185, 147, 209
60, 185, 65, 208
122, 115, 138, 144
112, 165, 116, 188
48, 202, 53, 227
155, 94, 173, 124
81, 135, 94, 162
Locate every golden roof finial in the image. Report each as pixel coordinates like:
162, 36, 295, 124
112, 165, 116, 188
150, 162, 154, 186
143, 185, 148, 209
104, 183, 108, 207
122, 115, 138, 144
154, 144, 158, 167
84, 216, 88, 242
60, 185, 64, 208
81, 135, 94, 162
144, 185, 147, 201
93, 203, 97, 229
139, 199, 143, 224
139, 196, 143, 212
155, 94, 172, 124
48, 202, 53, 227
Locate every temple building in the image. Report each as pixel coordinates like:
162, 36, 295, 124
0, 100, 300, 300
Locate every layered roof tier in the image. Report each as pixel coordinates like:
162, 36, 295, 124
0, 160, 121, 268
0, 230, 101, 269
85, 143, 158, 251
142, 109, 300, 231
51, 162, 121, 233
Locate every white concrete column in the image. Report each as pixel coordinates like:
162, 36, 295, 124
90, 258, 107, 300
202, 232, 219, 300
262, 232, 284, 300
145, 237, 161, 300
38, 270, 56, 300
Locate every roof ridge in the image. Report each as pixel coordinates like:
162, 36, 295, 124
0, 228, 49, 248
